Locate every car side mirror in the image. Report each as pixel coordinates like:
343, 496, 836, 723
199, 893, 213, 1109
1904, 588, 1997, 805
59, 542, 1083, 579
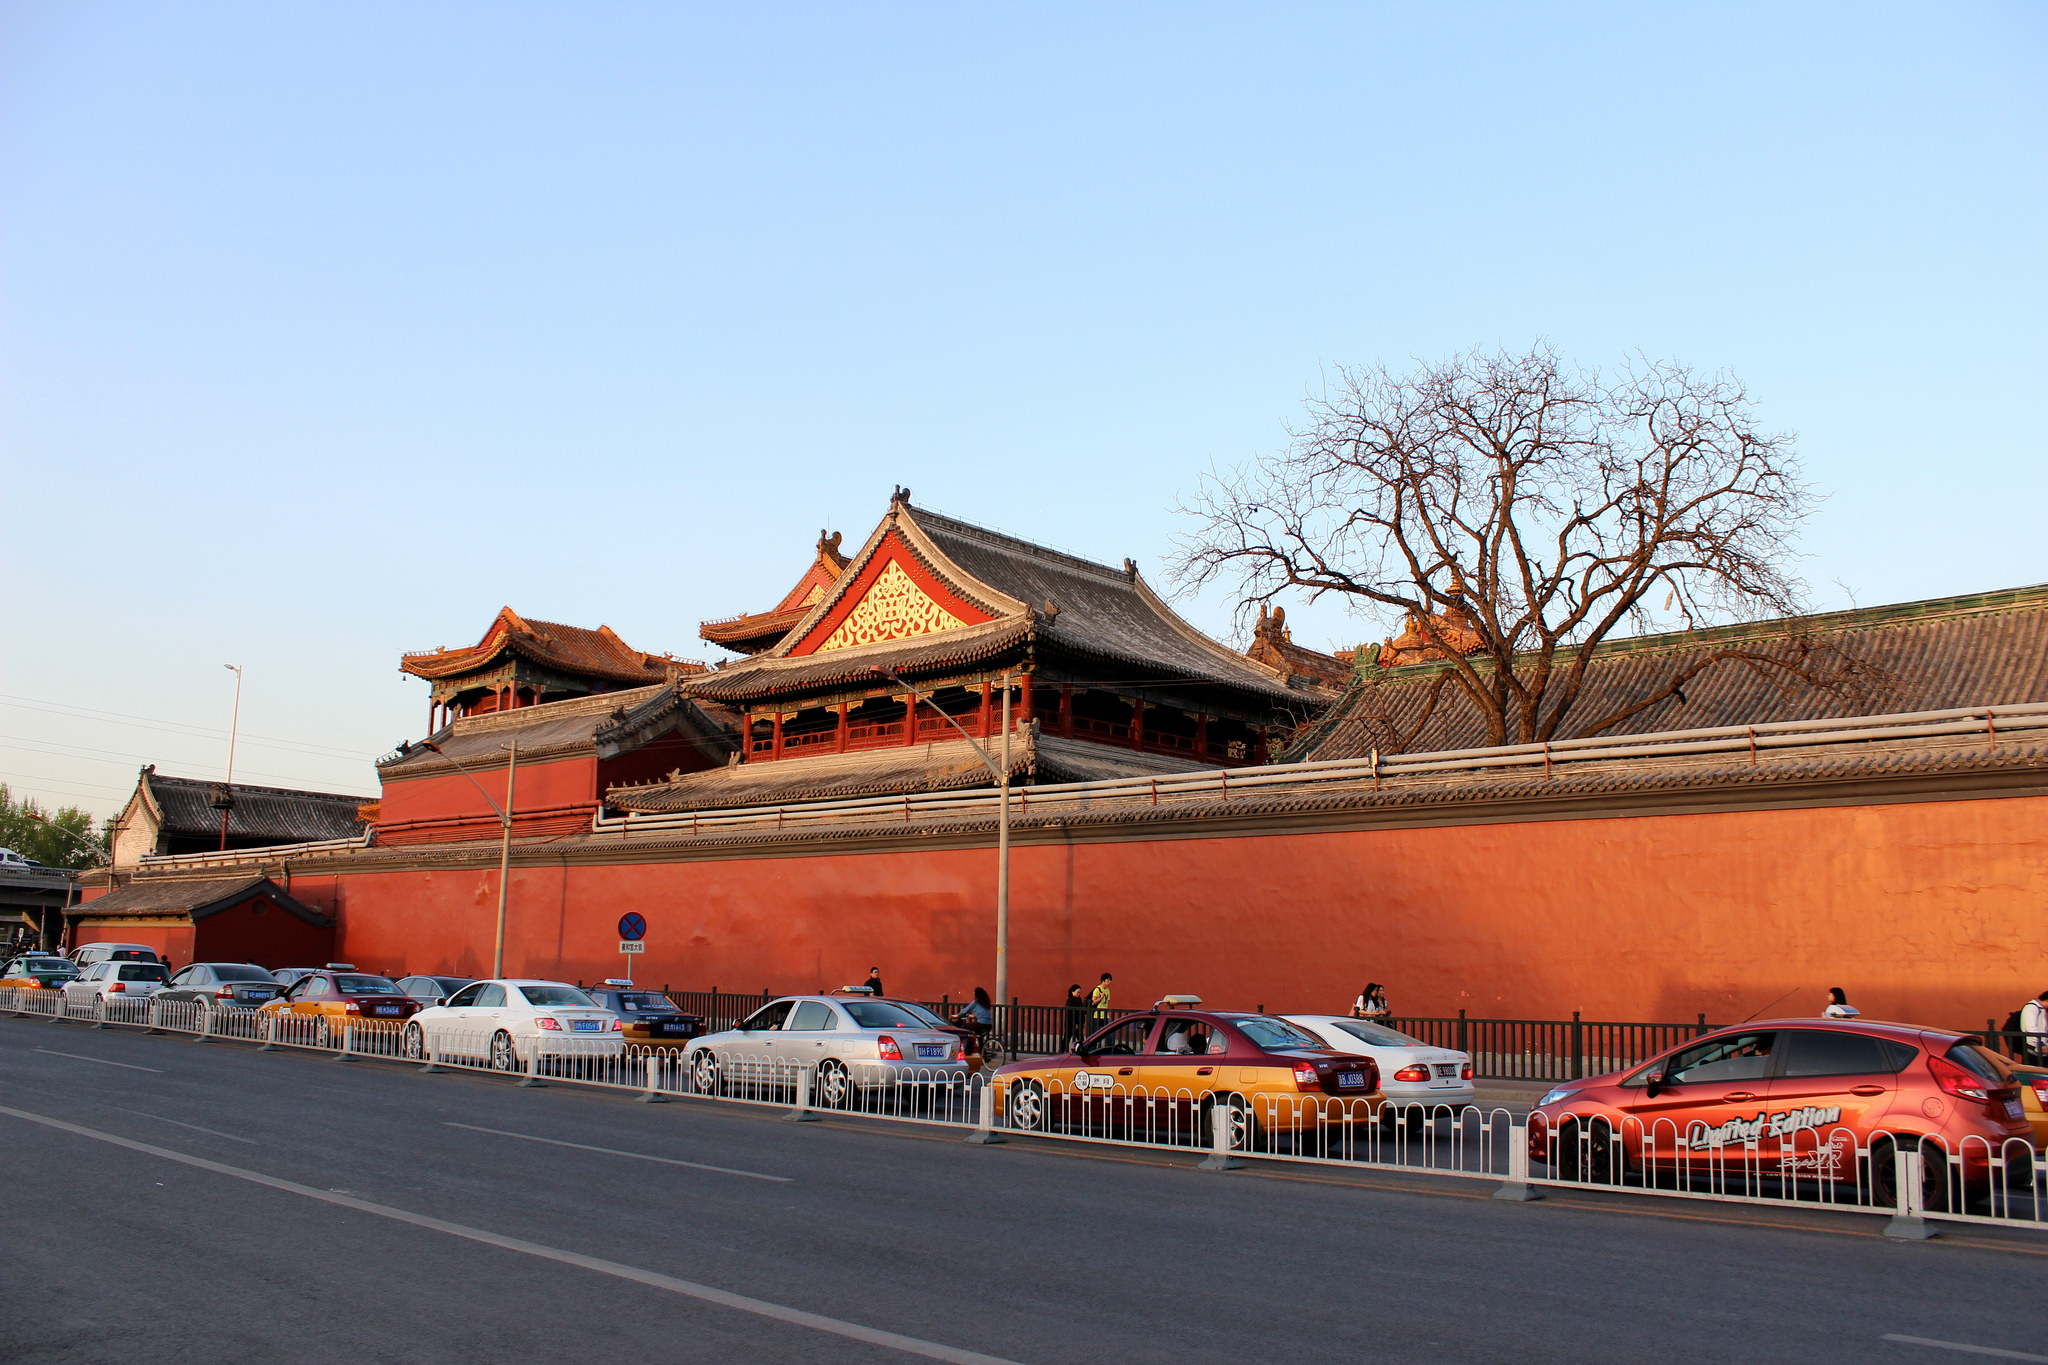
1644, 1072, 1668, 1098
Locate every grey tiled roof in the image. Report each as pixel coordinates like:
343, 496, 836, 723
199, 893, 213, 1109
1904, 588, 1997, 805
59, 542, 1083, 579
143, 773, 366, 845
604, 731, 1214, 813
72, 873, 330, 926
1291, 584, 2048, 761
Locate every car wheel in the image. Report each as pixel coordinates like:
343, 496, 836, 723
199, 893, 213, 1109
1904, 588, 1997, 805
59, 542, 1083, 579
1203, 1093, 1255, 1152
814, 1059, 854, 1110
401, 1023, 425, 1061
1557, 1118, 1614, 1184
488, 1030, 520, 1073
691, 1050, 722, 1096
1008, 1079, 1048, 1132
1871, 1137, 1952, 1213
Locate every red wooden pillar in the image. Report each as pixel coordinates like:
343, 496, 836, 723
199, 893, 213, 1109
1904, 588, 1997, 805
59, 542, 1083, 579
1129, 697, 1145, 750
771, 712, 785, 761
1018, 674, 1033, 734
902, 695, 917, 745
1060, 684, 1074, 739
1253, 726, 1268, 764
979, 679, 992, 738
836, 702, 849, 753
1195, 712, 1209, 761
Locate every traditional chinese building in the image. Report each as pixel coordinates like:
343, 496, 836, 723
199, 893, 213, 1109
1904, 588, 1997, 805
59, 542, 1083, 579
374, 610, 737, 844
698, 532, 850, 656
111, 767, 367, 866
399, 607, 702, 734
603, 491, 1337, 813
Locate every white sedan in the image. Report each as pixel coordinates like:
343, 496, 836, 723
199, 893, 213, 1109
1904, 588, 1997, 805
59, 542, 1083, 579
402, 978, 623, 1072
62, 960, 169, 1011
1282, 1015, 1477, 1123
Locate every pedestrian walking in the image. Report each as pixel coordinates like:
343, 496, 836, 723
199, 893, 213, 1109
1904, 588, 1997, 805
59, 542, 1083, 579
1822, 986, 1859, 1019
2020, 990, 2048, 1063
862, 966, 884, 997
1063, 984, 1088, 1051
1352, 982, 1389, 1022
1089, 972, 1113, 1029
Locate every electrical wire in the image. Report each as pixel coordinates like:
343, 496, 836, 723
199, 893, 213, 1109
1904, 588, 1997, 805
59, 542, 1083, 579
0, 695, 375, 760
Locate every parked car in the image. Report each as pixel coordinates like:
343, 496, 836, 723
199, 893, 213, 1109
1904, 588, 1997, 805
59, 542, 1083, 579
1282, 1015, 1476, 1125
1983, 1051, 2048, 1154
62, 960, 169, 1007
581, 980, 704, 1043
69, 942, 162, 970
257, 967, 421, 1044
993, 999, 1382, 1148
1528, 1019, 2033, 1210
0, 848, 30, 869
269, 967, 324, 989
158, 963, 284, 1012
685, 994, 970, 1108
402, 979, 624, 1071
2, 954, 80, 989
395, 974, 474, 1007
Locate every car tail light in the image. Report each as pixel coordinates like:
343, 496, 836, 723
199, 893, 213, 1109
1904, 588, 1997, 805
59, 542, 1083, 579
2032, 1079, 2048, 1106
343, 1001, 361, 1014
216, 987, 234, 999
1928, 1054, 1990, 1101
1293, 1061, 1320, 1089
536, 1017, 562, 1031
108, 982, 125, 993
1394, 1064, 1432, 1083
1461, 1063, 1474, 1080
612, 1019, 623, 1031
877, 1035, 903, 1060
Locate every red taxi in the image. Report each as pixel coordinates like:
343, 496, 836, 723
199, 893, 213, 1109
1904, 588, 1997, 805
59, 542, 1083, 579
1529, 1018, 2032, 1209
257, 965, 422, 1043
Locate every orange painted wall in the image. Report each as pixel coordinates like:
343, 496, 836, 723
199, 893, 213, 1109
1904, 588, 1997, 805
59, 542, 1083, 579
377, 755, 596, 824
301, 793, 2048, 1032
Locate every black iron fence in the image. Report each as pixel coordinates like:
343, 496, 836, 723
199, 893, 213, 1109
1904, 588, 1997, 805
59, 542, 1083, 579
1384, 1011, 1712, 1083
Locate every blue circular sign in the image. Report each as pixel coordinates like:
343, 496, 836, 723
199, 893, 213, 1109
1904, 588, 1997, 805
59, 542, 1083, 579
618, 912, 647, 941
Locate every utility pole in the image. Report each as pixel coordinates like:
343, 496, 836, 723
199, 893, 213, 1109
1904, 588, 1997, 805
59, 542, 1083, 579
220, 664, 243, 852
494, 736, 517, 978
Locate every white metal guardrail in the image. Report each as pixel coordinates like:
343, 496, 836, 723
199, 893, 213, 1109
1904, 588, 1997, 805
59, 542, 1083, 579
6, 986, 2040, 1237
594, 702, 2048, 839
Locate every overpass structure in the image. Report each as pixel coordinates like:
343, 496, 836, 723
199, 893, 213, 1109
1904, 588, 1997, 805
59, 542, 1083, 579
0, 865, 79, 953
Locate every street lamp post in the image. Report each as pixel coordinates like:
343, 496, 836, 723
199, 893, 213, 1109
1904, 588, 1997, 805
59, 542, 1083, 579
220, 664, 243, 852
417, 735, 518, 978
881, 668, 1013, 1010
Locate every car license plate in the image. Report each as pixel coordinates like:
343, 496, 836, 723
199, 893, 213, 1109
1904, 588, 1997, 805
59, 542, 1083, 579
573, 1019, 603, 1031
374, 1005, 399, 1015
915, 1043, 947, 1059
1434, 1064, 1457, 1077
1337, 1072, 1365, 1089
2008, 1098, 2025, 1119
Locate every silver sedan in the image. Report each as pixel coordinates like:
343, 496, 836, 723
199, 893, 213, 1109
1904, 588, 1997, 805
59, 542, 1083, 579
684, 994, 970, 1106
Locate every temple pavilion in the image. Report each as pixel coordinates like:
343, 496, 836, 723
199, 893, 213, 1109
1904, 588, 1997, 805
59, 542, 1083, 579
604, 490, 1340, 814
399, 607, 704, 734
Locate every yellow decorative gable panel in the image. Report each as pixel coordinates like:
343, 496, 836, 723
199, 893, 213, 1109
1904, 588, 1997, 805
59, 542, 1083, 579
813, 560, 966, 653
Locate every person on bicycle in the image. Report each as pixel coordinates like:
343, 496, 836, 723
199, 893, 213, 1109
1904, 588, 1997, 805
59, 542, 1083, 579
954, 987, 995, 1061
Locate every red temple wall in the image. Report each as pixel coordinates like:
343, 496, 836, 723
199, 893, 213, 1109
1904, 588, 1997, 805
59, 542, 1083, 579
376, 755, 597, 824
302, 793, 2046, 1031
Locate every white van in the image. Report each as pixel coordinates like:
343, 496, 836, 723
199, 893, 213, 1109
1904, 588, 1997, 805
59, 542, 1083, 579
69, 942, 163, 970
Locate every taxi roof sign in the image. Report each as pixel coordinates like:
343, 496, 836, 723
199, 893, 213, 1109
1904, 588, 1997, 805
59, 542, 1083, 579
602, 978, 634, 987
325, 963, 357, 971
1157, 995, 1204, 1008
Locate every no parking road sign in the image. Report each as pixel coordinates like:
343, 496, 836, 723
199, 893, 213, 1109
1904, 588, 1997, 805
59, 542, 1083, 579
618, 912, 647, 941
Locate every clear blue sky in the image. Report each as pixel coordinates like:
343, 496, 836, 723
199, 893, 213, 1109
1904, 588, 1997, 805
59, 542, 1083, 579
3, 2, 2042, 817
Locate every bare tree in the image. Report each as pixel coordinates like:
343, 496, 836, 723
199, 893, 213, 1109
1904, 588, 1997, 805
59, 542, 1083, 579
1175, 344, 1878, 748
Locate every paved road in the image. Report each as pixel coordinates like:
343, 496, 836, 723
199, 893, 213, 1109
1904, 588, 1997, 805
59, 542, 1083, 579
3, 1017, 2043, 1365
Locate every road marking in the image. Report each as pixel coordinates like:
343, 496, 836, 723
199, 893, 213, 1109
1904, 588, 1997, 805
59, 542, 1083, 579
0, 1105, 1015, 1365
443, 1123, 791, 1182
103, 1105, 256, 1144
35, 1048, 163, 1073
1884, 1336, 2048, 1361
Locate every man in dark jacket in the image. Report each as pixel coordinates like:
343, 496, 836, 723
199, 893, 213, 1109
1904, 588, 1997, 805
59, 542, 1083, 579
863, 967, 884, 997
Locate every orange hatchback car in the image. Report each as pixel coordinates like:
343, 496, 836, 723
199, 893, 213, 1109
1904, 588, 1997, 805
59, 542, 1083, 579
1529, 1018, 2033, 1210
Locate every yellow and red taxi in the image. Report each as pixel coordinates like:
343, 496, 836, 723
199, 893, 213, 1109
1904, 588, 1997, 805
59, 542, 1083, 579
1986, 1052, 2048, 1153
256, 964, 421, 1041
582, 980, 706, 1043
992, 997, 1383, 1150
1529, 1018, 2033, 1210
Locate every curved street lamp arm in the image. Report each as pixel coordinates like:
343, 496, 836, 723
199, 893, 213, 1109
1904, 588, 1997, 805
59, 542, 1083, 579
417, 739, 511, 824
